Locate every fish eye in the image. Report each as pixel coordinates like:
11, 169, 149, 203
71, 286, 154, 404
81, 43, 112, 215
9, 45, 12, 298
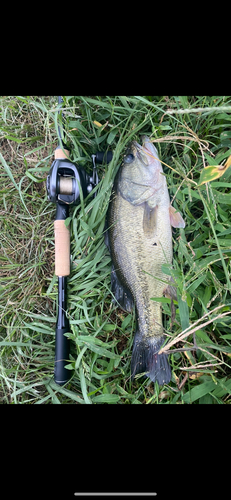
124, 153, 134, 164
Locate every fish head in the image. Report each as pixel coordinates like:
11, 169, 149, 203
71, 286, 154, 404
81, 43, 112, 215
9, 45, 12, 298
123, 136, 160, 168
119, 136, 164, 205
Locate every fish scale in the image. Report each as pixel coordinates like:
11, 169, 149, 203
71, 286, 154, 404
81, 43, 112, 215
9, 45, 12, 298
106, 136, 185, 385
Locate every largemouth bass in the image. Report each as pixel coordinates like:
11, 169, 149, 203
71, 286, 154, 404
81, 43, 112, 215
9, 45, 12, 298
106, 136, 185, 385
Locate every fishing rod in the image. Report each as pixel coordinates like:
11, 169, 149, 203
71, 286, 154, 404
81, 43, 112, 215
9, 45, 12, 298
46, 96, 112, 385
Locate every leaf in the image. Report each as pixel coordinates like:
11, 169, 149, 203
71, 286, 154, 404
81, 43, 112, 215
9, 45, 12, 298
0, 341, 32, 347
102, 324, 116, 332
93, 120, 103, 127
198, 155, 231, 185
226, 155, 231, 168
159, 125, 172, 131
107, 129, 117, 144
187, 275, 206, 293
91, 393, 120, 403
177, 290, 190, 332
183, 380, 217, 403
23, 321, 54, 334
195, 329, 213, 343
212, 378, 231, 398
150, 297, 171, 304
68, 120, 89, 134
25, 170, 45, 182
76, 336, 121, 360
0, 151, 19, 190
3, 134, 22, 143
220, 131, 231, 146
64, 217, 72, 228
79, 366, 92, 404
213, 190, 231, 205
121, 314, 133, 330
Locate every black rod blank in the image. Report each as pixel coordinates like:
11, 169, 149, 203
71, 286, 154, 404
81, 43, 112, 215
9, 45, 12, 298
54, 276, 71, 385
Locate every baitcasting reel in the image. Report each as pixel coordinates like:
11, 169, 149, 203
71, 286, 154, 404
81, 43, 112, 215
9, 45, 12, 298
46, 148, 103, 205
46, 99, 112, 385
46, 146, 112, 278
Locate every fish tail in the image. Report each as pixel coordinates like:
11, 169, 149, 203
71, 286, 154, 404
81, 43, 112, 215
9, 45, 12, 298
131, 332, 171, 385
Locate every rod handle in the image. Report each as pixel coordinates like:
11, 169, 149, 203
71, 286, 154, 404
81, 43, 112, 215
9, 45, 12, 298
55, 147, 70, 159
54, 219, 70, 277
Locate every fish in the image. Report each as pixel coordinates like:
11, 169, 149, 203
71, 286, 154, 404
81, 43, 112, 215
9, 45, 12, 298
106, 136, 185, 385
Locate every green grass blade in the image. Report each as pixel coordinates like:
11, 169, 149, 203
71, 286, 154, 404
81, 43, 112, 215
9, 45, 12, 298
91, 393, 120, 403
182, 380, 217, 403
177, 290, 190, 332
0, 151, 19, 191
79, 366, 92, 404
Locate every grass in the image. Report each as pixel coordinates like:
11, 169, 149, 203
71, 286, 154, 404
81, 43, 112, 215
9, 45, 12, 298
1, 95, 231, 403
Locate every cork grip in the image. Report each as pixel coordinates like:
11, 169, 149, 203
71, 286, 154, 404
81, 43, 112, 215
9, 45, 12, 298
55, 148, 70, 159
54, 220, 70, 276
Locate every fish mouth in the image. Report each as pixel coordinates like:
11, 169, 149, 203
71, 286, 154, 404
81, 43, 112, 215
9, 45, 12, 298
125, 137, 157, 167
126, 140, 141, 154
141, 135, 154, 155
130, 139, 150, 166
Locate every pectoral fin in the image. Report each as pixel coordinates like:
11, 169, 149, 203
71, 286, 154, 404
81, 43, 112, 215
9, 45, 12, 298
169, 205, 185, 228
143, 202, 157, 237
